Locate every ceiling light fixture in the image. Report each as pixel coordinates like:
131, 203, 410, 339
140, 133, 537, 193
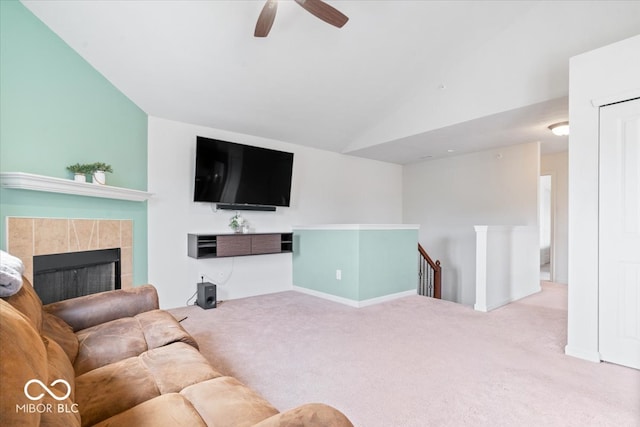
548, 121, 570, 136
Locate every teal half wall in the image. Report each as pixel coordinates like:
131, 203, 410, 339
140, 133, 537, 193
293, 225, 419, 305
0, 1, 149, 284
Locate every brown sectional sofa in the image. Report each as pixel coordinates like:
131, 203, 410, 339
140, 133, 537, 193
0, 278, 353, 427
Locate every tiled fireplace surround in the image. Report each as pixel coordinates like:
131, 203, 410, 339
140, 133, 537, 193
7, 217, 133, 289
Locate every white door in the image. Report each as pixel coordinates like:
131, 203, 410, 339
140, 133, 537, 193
599, 97, 640, 369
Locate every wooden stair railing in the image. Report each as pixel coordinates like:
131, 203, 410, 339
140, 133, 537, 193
418, 244, 441, 299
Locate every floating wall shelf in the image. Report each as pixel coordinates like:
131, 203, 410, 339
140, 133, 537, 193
0, 172, 153, 202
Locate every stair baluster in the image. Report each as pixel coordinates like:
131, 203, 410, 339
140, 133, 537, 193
418, 244, 441, 299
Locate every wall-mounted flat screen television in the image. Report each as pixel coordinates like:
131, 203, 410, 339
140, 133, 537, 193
194, 136, 294, 208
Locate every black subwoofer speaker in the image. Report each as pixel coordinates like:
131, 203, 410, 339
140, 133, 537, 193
196, 282, 216, 309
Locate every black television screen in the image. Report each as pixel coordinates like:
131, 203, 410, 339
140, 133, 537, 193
194, 136, 294, 207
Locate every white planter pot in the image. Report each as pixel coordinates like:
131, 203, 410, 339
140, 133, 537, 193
93, 170, 106, 185
73, 173, 86, 183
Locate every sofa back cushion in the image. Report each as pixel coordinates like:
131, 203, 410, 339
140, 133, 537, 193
3, 277, 43, 333
0, 300, 81, 427
43, 335, 76, 402
0, 299, 48, 426
43, 312, 79, 364
41, 335, 81, 427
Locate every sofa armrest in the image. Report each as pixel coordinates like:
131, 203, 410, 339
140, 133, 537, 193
43, 285, 159, 331
253, 403, 354, 427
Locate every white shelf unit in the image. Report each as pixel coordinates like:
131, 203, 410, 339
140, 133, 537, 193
0, 172, 153, 202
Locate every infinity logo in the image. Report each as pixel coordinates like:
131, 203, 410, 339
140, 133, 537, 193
24, 379, 71, 401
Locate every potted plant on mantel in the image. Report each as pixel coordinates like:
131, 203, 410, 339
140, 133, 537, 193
89, 162, 113, 186
66, 163, 93, 183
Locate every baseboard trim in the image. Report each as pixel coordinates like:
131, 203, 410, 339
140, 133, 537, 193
357, 290, 418, 307
474, 303, 488, 312
292, 286, 417, 308
474, 285, 542, 312
564, 345, 601, 363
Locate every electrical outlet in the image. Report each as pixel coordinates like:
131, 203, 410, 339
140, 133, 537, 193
336, 269, 342, 280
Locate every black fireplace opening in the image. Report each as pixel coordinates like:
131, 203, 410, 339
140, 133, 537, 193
33, 248, 121, 305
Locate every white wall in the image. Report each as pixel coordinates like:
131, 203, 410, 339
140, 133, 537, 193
567, 34, 640, 362
403, 142, 540, 306
474, 226, 540, 312
539, 176, 551, 251
541, 151, 568, 283
147, 117, 403, 309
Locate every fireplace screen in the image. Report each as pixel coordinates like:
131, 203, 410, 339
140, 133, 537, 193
33, 248, 121, 305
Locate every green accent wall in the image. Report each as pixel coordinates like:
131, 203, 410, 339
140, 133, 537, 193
293, 228, 418, 302
358, 230, 418, 300
294, 230, 361, 300
0, 1, 149, 284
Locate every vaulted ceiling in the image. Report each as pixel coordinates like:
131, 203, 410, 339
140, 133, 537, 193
21, 0, 640, 163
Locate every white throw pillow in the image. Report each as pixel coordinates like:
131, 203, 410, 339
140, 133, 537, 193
0, 250, 24, 297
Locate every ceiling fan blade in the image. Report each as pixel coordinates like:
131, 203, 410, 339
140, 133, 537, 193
294, 0, 349, 28
254, 0, 278, 37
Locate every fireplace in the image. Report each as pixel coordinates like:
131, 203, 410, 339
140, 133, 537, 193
33, 248, 121, 304
6, 217, 134, 290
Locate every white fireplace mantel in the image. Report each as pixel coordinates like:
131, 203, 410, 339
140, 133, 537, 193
0, 172, 153, 202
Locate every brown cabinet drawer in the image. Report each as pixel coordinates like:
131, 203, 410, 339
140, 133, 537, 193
251, 234, 281, 255
217, 235, 252, 257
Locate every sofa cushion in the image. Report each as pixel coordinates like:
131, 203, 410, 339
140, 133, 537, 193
92, 393, 207, 427
0, 300, 48, 427
76, 356, 161, 427
92, 394, 355, 427
44, 285, 160, 332
38, 357, 81, 427
74, 316, 148, 376
40, 335, 81, 427
42, 336, 76, 402
180, 377, 280, 427
2, 277, 43, 333
38, 394, 82, 427
1, 299, 80, 427
75, 342, 222, 427
253, 403, 355, 427
138, 342, 216, 394
43, 311, 79, 364
136, 309, 199, 350
73, 309, 199, 376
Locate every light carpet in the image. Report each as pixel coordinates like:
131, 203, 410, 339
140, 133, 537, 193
169, 282, 639, 426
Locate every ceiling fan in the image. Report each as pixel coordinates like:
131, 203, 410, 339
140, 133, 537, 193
255, 0, 349, 37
